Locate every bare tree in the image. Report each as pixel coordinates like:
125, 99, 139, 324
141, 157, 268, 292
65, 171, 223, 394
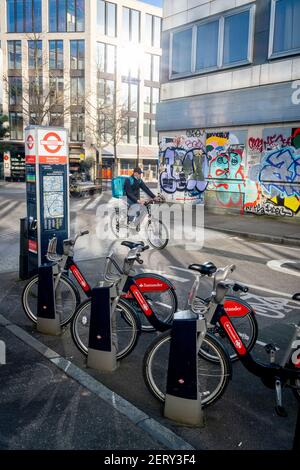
3, 34, 72, 127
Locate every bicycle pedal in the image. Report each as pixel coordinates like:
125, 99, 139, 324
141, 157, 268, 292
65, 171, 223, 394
275, 405, 288, 418
264, 343, 277, 353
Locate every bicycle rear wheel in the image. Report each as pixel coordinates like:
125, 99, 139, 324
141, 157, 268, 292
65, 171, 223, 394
146, 219, 168, 250
129, 273, 177, 332
143, 331, 231, 407
22, 273, 80, 327
71, 298, 141, 360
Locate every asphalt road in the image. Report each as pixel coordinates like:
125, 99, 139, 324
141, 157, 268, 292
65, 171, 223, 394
0, 182, 300, 449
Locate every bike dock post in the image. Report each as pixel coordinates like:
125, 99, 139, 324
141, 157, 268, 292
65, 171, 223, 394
19, 217, 29, 280
164, 311, 205, 427
87, 286, 118, 372
293, 403, 300, 450
36, 263, 61, 335
0, 340, 6, 365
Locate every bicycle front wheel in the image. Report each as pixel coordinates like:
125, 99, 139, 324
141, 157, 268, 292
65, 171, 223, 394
143, 331, 231, 407
22, 274, 80, 327
71, 298, 141, 360
146, 219, 168, 250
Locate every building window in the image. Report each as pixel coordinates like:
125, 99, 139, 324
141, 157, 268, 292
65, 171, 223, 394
170, 5, 255, 78
71, 77, 85, 105
97, 1, 117, 37
49, 77, 64, 105
70, 40, 85, 69
49, 0, 85, 32
145, 14, 161, 48
28, 40, 43, 69
49, 113, 64, 126
269, 0, 300, 58
96, 42, 116, 74
29, 76, 43, 103
71, 113, 85, 141
143, 118, 157, 145
144, 86, 159, 114
9, 112, 23, 140
122, 82, 138, 112
123, 7, 140, 43
49, 40, 64, 69
8, 41, 22, 69
144, 54, 160, 82
196, 20, 218, 71
8, 77, 22, 106
97, 78, 115, 105
7, 0, 42, 33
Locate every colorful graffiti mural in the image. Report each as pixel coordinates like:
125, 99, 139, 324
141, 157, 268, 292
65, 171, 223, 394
159, 133, 208, 202
159, 127, 300, 216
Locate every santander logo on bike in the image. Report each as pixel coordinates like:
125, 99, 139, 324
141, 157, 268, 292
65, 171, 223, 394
130, 285, 152, 316
70, 266, 89, 292
220, 316, 247, 355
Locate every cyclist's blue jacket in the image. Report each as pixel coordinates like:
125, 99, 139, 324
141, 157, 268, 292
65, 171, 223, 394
124, 176, 155, 204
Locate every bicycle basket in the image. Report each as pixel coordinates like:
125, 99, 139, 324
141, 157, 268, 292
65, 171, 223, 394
104, 252, 123, 282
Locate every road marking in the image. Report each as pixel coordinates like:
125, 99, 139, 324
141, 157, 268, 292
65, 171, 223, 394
0, 313, 194, 451
267, 259, 300, 278
84, 194, 104, 210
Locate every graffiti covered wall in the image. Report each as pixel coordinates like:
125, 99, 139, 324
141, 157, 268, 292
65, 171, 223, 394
159, 127, 300, 217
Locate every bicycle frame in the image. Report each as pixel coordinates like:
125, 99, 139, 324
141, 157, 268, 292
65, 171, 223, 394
211, 302, 300, 387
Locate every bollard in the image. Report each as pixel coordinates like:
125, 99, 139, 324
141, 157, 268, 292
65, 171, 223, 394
293, 403, 300, 450
36, 263, 61, 335
87, 286, 118, 372
164, 310, 204, 426
19, 217, 29, 280
0, 340, 6, 365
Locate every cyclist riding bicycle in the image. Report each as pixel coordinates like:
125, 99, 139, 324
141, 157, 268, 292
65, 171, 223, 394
124, 167, 159, 223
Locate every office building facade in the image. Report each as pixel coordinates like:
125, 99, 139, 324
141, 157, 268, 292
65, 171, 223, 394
157, 0, 300, 217
0, 0, 162, 180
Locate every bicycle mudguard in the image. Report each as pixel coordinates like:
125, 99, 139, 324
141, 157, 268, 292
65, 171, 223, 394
223, 295, 253, 318
122, 273, 176, 299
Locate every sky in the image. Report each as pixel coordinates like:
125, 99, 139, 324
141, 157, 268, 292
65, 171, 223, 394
141, 0, 163, 7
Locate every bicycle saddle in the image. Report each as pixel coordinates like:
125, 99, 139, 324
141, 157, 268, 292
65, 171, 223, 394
121, 241, 145, 250
188, 262, 217, 276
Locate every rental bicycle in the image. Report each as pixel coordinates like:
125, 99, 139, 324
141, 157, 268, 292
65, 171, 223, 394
111, 195, 169, 250
21, 231, 176, 329
71, 241, 173, 357
143, 263, 300, 414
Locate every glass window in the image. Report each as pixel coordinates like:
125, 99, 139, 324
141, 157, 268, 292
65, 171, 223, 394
223, 11, 250, 64
145, 14, 152, 47
49, 0, 84, 32
28, 40, 43, 69
97, 0, 105, 34
130, 83, 138, 112
123, 7, 130, 41
70, 40, 85, 69
152, 87, 159, 114
143, 119, 150, 145
151, 119, 157, 144
172, 28, 193, 75
16, 0, 24, 33
71, 113, 85, 141
71, 77, 85, 105
196, 20, 219, 70
25, 0, 33, 32
98, 78, 105, 101
129, 117, 137, 143
76, 0, 85, 32
144, 53, 151, 80
152, 55, 160, 82
96, 42, 105, 72
153, 16, 161, 48
131, 10, 140, 43
7, 0, 15, 33
10, 112, 23, 140
49, 0, 57, 32
121, 82, 129, 110
9, 77, 22, 106
50, 77, 64, 105
107, 2, 116, 37
50, 113, 64, 126
106, 80, 115, 106
8, 41, 22, 69
49, 41, 64, 69
29, 76, 43, 103
67, 0, 75, 32
144, 87, 151, 114
272, 0, 300, 55
106, 44, 116, 74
